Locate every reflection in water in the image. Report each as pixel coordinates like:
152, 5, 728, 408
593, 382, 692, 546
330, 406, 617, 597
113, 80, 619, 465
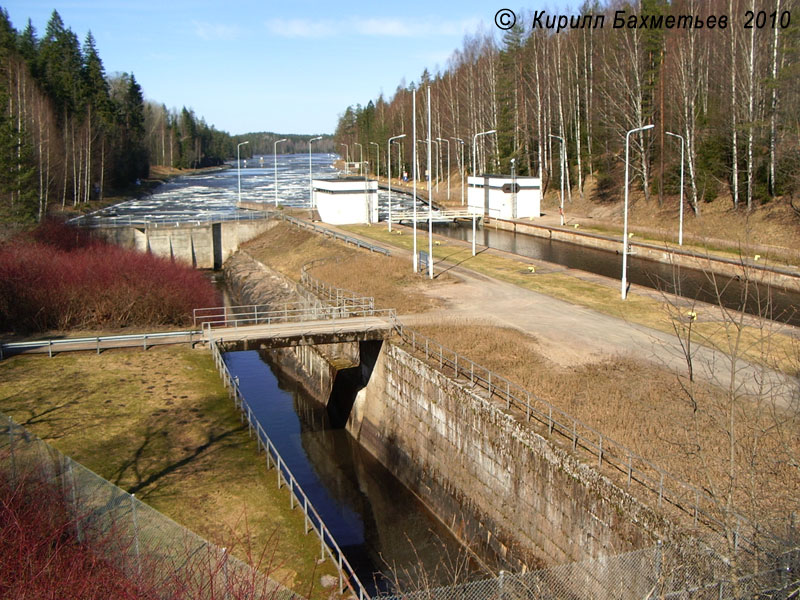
432, 221, 799, 326
222, 349, 481, 595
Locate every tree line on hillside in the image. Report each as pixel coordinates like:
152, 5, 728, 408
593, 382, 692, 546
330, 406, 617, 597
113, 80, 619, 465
230, 133, 336, 157
0, 9, 329, 224
335, 0, 800, 215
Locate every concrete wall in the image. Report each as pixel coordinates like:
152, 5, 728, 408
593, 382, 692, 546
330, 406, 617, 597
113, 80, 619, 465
91, 218, 273, 269
348, 342, 674, 574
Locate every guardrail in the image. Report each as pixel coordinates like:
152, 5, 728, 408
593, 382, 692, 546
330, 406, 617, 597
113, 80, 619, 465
275, 213, 391, 256
0, 330, 201, 359
390, 323, 777, 559
208, 339, 371, 600
68, 210, 272, 229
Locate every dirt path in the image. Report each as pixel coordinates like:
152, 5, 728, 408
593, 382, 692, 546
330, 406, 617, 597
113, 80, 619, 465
315, 219, 799, 404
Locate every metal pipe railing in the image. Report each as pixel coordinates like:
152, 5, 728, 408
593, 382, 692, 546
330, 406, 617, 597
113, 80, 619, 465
209, 339, 370, 600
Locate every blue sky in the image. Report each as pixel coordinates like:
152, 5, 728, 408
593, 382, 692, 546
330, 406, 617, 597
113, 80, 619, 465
3, 1, 574, 135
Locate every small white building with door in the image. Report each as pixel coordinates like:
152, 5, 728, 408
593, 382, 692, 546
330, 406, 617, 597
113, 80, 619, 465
313, 178, 379, 225
467, 175, 541, 220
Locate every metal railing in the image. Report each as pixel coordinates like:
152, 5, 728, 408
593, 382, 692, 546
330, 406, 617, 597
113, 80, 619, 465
0, 330, 201, 359
300, 259, 375, 311
275, 213, 391, 256
390, 323, 773, 558
1, 412, 298, 600
209, 339, 371, 600
193, 302, 396, 332
68, 210, 272, 229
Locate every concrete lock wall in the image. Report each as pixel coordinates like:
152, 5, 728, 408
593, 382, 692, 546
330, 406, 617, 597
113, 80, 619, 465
91, 219, 273, 269
348, 342, 673, 575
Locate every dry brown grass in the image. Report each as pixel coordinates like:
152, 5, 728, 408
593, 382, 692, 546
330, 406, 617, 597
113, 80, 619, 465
242, 221, 451, 314
410, 321, 800, 537
549, 182, 800, 265
0, 346, 339, 598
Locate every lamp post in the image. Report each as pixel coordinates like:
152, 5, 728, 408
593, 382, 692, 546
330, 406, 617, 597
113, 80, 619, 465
548, 134, 566, 226
510, 158, 517, 219
427, 86, 433, 280
273, 138, 287, 207
436, 137, 450, 202
237, 141, 249, 204
354, 142, 363, 176
621, 124, 654, 300
340, 143, 349, 175
473, 129, 496, 177
308, 136, 322, 207
666, 131, 685, 246
387, 134, 406, 232
369, 142, 380, 178
453, 137, 465, 206
412, 90, 418, 273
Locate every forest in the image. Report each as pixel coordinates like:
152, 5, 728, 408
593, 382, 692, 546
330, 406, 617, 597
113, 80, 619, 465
0, 9, 331, 225
334, 0, 800, 216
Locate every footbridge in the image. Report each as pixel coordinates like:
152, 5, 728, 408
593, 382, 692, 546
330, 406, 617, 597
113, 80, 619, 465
388, 209, 480, 224
0, 303, 397, 358
194, 303, 397, 348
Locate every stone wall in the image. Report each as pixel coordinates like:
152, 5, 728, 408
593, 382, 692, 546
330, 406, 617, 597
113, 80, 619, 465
348, 342, 675, 575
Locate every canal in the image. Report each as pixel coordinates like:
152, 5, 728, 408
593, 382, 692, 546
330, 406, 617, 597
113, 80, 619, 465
222, 347, 485, 595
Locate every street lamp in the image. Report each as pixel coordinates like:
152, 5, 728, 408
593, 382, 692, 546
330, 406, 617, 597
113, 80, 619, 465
453, 137, 465, 205
549, 134, 566, 226
412, 90, 418, 273
387, 134, 406, 232
237, 141, 249, 204
666, 131, 685, 246
354, 142, 363, 176
273, 138, 287, 207
369, 142, 380, 178
340, 143, 349, 175
621, 124, 654, 300
426, 86, 433, 280
308, 136, 323, 207
436, 137, 450, 202
473, 129, 496, 177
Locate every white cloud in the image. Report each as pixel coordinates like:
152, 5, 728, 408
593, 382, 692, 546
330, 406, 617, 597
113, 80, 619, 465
192, 20, 241, 41
265, 18, 338, 38
265, 15, 481, 39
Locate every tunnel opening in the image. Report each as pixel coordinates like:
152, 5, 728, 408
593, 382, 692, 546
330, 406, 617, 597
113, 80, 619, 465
327, 339, 382, 428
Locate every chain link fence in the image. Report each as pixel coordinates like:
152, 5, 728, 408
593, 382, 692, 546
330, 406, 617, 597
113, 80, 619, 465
0, 412, 299, 600
378, 541, 799, 600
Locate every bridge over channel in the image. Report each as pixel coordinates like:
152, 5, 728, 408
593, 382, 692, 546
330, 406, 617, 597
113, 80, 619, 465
0, 303, 397, 358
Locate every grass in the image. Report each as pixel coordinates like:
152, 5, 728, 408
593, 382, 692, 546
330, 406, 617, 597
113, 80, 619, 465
339, 223, 799, 375
242, 221, 452, 314
408, 322, 800, 537
0, 345, 341, 599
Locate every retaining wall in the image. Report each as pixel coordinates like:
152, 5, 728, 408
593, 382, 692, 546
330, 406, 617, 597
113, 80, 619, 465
348, 342, 675, 574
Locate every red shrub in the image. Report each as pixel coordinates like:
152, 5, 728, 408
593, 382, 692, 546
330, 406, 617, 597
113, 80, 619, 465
0, 222, 221, 333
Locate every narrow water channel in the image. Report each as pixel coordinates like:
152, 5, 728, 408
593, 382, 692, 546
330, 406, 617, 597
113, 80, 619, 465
222, 348, 480, 596
431, 221, 800, 327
